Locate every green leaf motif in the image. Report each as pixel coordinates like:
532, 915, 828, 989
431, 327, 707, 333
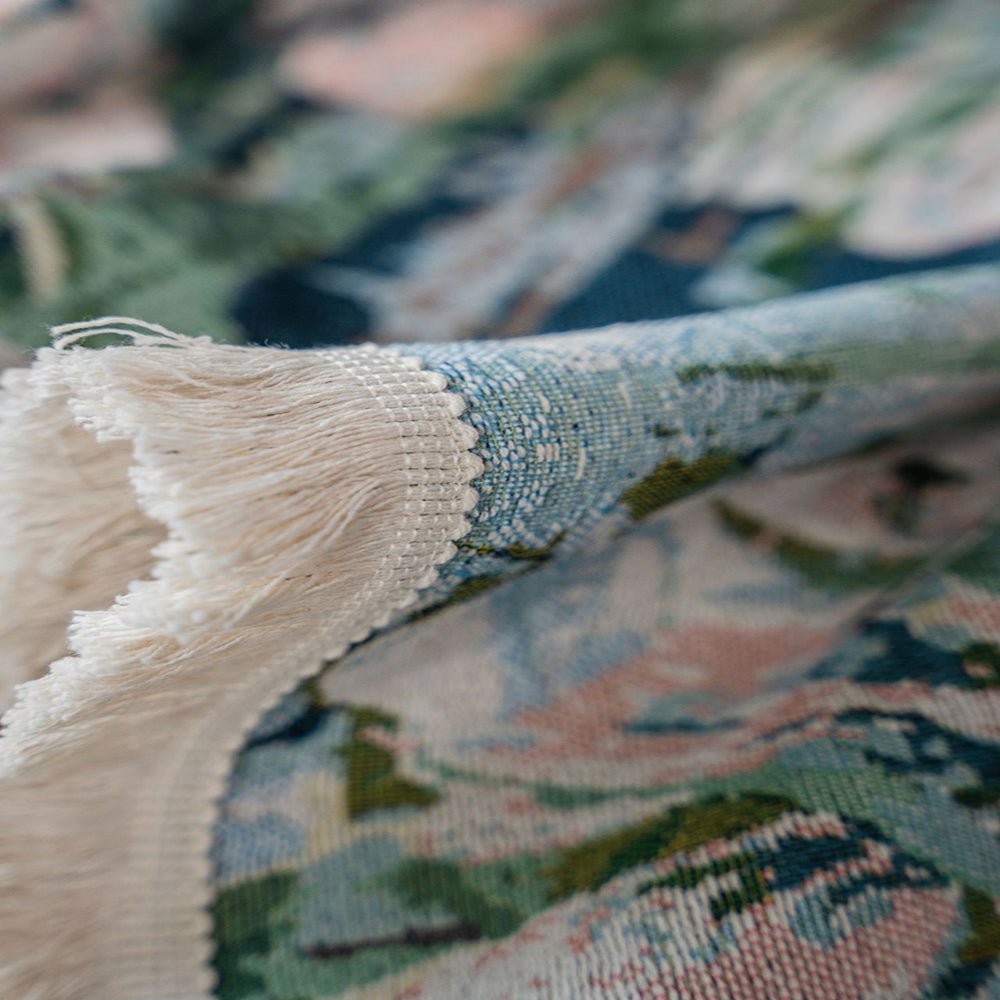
620, 452, 741, 521
338, 707, 440, 820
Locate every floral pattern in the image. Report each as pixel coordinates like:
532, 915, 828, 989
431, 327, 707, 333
3, 1, 998, 997
211, 419, 1000, 998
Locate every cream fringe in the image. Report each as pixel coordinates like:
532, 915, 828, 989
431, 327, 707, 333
0, 321, 481, 999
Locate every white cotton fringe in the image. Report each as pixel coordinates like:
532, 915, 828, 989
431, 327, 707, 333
0, 320, 482, 1000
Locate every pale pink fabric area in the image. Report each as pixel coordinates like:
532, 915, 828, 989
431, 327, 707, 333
281, 1, 545, 119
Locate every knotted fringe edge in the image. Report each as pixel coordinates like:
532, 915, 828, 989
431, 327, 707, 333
0, 319, 482, 999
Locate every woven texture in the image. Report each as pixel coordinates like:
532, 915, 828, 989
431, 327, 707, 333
1, 1, 999, 998
210, 270, 1000, 999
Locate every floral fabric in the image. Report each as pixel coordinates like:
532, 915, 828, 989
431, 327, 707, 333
2, 1, 1000, 998
210, 266, 1000, 1000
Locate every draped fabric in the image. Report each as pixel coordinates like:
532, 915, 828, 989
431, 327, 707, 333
209, 270, 1000, 1000
1, 2, 999, 999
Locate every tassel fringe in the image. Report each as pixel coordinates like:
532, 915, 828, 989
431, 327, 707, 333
0, 320, 481, 999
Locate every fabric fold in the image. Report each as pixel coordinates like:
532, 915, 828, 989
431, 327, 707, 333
0, 266, 999, 998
